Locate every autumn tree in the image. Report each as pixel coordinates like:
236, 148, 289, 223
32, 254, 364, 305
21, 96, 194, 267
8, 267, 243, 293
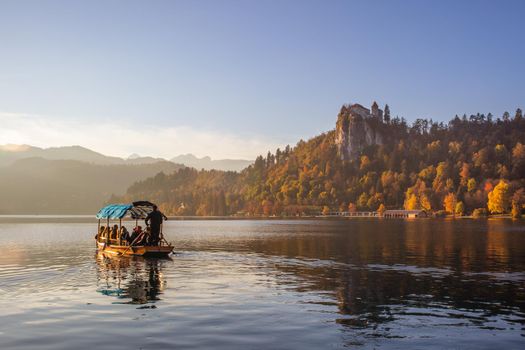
487, 180, 511, 214
404, 188, 419, 210
443, 193, 457, 214
459, 163, 470, 187
357, 193, 369, 210
467, 178, 477, 193
262, 200, 273, 216
420, 193, 432, 211
377, 203, 386, 216
512, 143, 525, 178
455, 201, 465, 216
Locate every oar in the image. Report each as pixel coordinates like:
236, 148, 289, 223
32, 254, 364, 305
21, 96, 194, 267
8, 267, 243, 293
159, 223, 167, 246
159, 224, 171, 246
119, 231, 146, 256
159, 224, 176, 254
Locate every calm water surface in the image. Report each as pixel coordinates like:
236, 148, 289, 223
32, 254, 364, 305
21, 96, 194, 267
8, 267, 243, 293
0, 218, 524, 349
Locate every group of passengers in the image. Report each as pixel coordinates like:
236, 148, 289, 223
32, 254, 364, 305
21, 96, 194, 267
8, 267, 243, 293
97, 225, 158, 246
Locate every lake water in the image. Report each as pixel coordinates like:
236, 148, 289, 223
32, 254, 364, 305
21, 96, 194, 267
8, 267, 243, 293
0, 218, 524, 349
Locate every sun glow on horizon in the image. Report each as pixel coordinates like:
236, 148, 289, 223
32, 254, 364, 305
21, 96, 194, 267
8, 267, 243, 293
0, 112, 289, 160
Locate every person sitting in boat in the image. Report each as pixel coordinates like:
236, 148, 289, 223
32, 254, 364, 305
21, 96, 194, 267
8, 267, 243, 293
120, 226, 130, 244
110, 225, 119, 240
140, 226, 151, 245
143, 226, 152, 245
128, 226, 143, 245
103, 226, 110, 240
96, 226, 106, 241
145, 205, 168, 246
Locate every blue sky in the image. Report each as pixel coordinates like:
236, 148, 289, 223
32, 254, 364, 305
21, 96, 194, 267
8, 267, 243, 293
0, 0, 524, 159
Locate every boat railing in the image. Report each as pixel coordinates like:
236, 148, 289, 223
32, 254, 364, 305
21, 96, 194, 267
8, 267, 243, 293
99, 236, 169, 247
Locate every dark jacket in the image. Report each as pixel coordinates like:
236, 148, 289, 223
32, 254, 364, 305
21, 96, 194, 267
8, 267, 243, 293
145, 210, 167, 228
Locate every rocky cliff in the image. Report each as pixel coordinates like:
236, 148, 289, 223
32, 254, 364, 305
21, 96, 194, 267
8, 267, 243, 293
335, 102, 384, 160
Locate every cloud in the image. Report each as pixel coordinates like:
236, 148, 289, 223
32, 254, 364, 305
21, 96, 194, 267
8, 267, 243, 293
0, 112, 287, 160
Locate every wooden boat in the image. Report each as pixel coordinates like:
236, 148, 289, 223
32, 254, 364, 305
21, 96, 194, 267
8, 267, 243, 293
95, 201, 173, 257
96, 241, 174, 257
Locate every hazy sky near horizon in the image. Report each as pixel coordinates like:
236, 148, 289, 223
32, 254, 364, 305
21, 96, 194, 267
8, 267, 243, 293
1, 0, 524, 159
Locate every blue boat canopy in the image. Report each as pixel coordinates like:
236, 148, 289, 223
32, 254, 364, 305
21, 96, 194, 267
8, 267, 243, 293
96, 201, 156, 220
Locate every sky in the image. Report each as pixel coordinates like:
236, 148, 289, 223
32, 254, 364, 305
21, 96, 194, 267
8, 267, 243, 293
0, 0, 524, 159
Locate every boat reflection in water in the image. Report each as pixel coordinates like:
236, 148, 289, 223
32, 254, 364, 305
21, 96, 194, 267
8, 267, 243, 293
95, 252, 169, 304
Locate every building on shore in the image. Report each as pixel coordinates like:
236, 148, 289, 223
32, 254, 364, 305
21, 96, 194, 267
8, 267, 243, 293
320, 209, 427, 218
383, 210, 427, 218
322, 211, 379, 217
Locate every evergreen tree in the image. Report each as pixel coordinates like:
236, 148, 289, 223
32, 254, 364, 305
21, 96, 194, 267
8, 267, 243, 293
515, 108, 523, 121
384, 104, 391, 123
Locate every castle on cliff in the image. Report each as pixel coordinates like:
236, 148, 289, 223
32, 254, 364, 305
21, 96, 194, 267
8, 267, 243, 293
335, 102, 385, 161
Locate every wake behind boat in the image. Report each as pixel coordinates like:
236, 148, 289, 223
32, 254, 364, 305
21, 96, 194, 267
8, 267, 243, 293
95, 201, 173, 257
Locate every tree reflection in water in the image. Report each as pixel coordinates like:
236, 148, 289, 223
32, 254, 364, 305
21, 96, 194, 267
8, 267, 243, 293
221, 219, 525, 339
95, 253, 168, 304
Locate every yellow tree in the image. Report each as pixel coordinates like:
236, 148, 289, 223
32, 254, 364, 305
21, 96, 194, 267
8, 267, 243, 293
404, 188, 419, 210
443, 193, 457, 214
377, 203, 386, 216
420, 193, 432, 211
357, 193, 369, 210
487, 180, 511, 214
459, 163, 470, 187
367, 193, 382, 211
455, 201, 465, 216
512, 142, 525, 177
467, 178, 477, 192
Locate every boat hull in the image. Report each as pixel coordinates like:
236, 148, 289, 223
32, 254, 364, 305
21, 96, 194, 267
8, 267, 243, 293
97, 241, 173, 257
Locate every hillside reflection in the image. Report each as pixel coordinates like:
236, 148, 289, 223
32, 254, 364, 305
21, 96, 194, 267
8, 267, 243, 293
95, 253, 167, 304
234, 219, 525, 272
204, 219, 525, 335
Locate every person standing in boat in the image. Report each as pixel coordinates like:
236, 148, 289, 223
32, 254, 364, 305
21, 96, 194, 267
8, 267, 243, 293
145, 205, 168, 246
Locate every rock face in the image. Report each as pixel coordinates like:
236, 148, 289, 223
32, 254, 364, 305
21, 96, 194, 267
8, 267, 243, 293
335, 102, 384, 160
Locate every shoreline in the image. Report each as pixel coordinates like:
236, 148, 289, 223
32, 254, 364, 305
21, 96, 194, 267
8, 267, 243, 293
0, 214, 521, 223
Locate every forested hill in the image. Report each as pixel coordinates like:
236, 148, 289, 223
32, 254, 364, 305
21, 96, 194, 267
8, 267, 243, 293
0, 158, 183, 214
114, 103, 525, 217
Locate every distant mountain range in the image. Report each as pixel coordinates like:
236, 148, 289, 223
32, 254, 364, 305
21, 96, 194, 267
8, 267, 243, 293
0, 144, 253, 214
0, 144, 166, 166
0, 144, 253, 171
170, 154, 252, 172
